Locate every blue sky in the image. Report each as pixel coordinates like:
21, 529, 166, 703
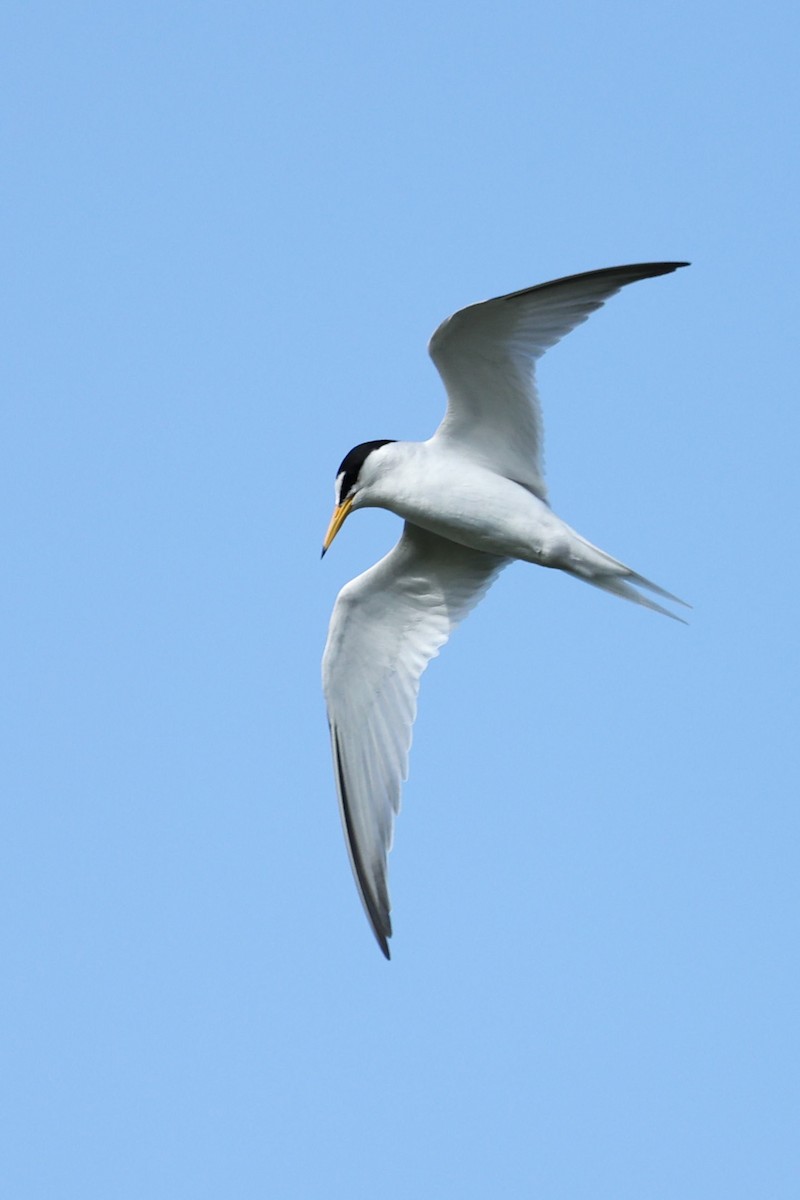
2, 2, 798, 1197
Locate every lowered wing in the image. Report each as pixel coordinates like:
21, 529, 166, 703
322, 523, 506, 957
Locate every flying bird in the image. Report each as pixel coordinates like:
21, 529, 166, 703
321, 262, 689, 958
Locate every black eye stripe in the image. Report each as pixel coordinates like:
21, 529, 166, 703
336, 440, 396, 502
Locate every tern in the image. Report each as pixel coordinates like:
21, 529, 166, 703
321, 262, 688, 957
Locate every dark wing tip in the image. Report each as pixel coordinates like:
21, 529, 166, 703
609, 261, 690, 283
580, 260, 690, 276
333, 728, 394, 960
630, 260, 690, 276
497, 260, 690, 305
634, 260, 689, 270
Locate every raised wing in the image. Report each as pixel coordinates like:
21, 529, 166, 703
322, 523, 507, 957
429, 262, 688, 499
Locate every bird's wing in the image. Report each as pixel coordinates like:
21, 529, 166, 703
428, 262, 688, 499
322, 522, 507, 957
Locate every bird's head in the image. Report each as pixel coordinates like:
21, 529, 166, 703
321, 439, 396, 557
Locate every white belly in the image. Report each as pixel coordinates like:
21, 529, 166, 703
367, 446, 574, 565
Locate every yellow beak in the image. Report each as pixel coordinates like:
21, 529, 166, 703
321, 495, 354, 557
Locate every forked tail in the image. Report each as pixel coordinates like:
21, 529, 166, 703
566, 534, 689, 623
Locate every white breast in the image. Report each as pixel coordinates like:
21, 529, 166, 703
358, 440, 566, 563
